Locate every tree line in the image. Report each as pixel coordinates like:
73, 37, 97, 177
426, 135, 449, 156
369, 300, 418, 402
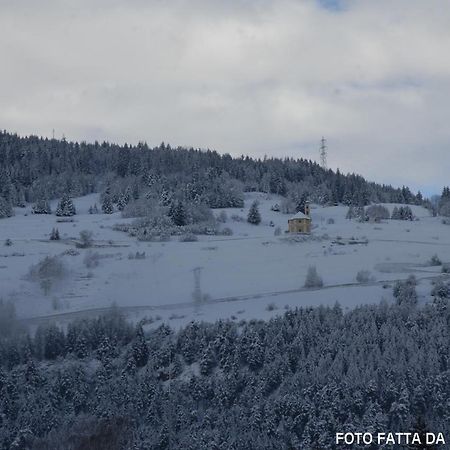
0, 131, 430, 220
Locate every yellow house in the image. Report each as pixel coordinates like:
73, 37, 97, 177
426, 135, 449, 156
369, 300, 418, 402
288, 203, 312, 233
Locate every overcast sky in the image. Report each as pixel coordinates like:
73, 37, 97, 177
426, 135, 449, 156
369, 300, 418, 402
1, 0, 450, 194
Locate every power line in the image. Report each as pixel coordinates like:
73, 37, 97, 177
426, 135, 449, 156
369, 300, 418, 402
320, 136, 327, 169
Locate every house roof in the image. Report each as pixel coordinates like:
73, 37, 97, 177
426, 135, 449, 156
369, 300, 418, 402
289, 211, 311, 221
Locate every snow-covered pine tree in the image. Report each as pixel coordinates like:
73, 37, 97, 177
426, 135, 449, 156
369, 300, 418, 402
247, 200, 261, 225
116, 193, 128, 211
170, 201, 187, 226
0, 196, 14, 219
391, 206, 400, 220
102, 194, 114, 214
55, 194, 76, 217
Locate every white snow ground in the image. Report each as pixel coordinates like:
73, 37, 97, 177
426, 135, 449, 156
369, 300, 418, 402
0, 192, 448, 328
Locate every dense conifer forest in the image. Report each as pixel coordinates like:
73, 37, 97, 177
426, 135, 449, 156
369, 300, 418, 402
0, 279, 449, 449
0, 131, 425, 218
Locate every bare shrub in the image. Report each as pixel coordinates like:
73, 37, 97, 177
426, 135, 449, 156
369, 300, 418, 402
274, 226, 282, 236
266, 302, 277, 311
442, 263, 450, 274
221, 227, 233, 236
77, 230, 94, 248
217, 210, 228, 223
29, 255, 66, 294
231, 214, 245, 222
83, 251, 100, 268
429, 254, 442, 266
356, 270, 373, 284
304, 266, 324, 288
179, 233, 198, 242
128, 251, 146, 260
366, 204, 390, 222
327, 218, 335, 224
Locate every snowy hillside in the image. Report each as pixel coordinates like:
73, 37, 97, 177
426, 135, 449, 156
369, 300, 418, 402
1, 192, 448, 328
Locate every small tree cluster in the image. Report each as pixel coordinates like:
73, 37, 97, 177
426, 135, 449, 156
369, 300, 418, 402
32, 199, 52, 214
391, 206, 413, 221
88, 204, 99, 214
50, 228, 60, 240
346, 205, 365, 221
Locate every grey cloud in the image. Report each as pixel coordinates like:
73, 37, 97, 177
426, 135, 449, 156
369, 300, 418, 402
1, 0, 449, 193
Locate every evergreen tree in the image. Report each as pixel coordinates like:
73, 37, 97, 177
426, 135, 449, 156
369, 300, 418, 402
247, 200, 261, 225
55, 194, 76, 217
0, 196, 14, 219
170, 201, 187, 226
132, 326, 149, 368
102, 194, 114, 214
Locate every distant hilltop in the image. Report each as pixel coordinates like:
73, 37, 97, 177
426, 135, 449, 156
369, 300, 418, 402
0, 130, 428, 218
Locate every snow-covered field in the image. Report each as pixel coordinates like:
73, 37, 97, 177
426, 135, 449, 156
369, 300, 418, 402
1, 193, 448, 328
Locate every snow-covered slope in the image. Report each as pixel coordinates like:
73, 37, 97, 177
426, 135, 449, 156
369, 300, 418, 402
0, 192, 448, 328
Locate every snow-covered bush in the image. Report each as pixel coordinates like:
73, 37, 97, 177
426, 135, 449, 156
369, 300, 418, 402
221, 227, 233, 236
32, 199, 52, 214
185, 202, 214, 225
274, 226, 282, 236
266, 302, 277, 311
179, 233, 198, 242
439, 201, 450, 217
128, 251, 146, 260
231, 214, 245, 222
431, 279, 450, 299
327, 217, 335, 224
122, 198, 158, 218
442, 263, 450, 274
304, 266, 324, 288
216, 210, 228, 223
4, 238, 12, 246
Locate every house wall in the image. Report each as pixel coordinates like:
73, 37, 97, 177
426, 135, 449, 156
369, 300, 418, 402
288, 219, 311, 233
